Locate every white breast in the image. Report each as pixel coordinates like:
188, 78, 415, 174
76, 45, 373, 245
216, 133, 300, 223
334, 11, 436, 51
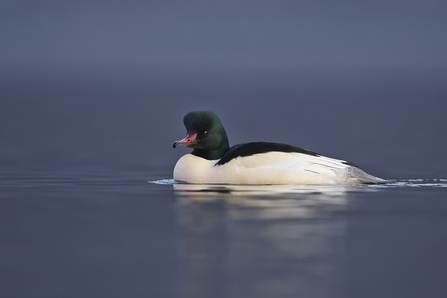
173, 154, 219, 183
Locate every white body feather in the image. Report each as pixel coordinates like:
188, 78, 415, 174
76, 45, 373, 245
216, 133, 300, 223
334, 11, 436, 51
173, 152, 385, 185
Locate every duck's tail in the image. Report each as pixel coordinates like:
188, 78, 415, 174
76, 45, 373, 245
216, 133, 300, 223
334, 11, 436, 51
339, 166, 388, 184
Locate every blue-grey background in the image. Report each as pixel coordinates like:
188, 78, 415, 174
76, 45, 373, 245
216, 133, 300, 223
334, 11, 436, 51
1, 1, 447, 298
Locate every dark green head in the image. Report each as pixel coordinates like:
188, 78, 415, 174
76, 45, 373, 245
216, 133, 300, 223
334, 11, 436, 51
173, 111, 230, 160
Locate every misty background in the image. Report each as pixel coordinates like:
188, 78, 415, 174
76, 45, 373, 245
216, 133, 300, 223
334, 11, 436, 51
1, 0, 447, 178
2, 2, 447, 298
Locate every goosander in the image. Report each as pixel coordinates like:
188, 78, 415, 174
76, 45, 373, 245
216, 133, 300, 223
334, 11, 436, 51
173, 111, 386, 185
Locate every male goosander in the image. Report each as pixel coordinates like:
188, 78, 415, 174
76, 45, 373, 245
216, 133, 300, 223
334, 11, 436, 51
173, 111, 386, 185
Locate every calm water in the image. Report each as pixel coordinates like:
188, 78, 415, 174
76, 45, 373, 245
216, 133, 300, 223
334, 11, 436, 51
1, 162, 447, 298
1, 65, 447, 298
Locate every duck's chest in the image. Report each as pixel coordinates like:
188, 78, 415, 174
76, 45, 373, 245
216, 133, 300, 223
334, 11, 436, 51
173, 154, 219, 183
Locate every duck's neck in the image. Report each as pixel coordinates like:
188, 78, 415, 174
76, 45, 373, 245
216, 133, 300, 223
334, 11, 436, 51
191, 135, 230, 160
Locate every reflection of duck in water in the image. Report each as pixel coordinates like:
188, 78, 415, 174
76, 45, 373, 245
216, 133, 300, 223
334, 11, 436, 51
173, 111, 386, 185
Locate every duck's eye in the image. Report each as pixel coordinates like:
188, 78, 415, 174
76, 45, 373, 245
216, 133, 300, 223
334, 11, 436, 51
203, 131, 208, 136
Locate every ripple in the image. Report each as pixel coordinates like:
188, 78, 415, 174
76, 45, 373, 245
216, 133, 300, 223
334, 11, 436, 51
149, 178, 447, 197
149, 179, 177, 185
150, 178, 447, 188
368, 180, 447, 188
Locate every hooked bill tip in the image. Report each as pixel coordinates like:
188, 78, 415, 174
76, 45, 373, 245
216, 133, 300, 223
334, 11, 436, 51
172, 141, 178, 148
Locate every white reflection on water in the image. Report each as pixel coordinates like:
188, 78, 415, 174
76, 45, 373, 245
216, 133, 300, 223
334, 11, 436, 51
173, 183, 369, 221
173, 183, 370, 196
173, 184, 369, 298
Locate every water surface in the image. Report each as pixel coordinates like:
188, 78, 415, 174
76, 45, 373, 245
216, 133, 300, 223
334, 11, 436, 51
2, 164, 447, 298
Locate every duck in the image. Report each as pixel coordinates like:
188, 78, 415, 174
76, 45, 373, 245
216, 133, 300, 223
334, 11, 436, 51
172, 111, 386, 185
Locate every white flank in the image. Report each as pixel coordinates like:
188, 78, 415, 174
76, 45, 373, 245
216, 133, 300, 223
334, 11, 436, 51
173, 152, 385, 185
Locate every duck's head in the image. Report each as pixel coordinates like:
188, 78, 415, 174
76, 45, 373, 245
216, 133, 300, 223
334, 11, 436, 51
173, 111, 230, 160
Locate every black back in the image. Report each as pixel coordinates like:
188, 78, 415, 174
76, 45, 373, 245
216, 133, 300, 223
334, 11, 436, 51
215, 142, 320, 166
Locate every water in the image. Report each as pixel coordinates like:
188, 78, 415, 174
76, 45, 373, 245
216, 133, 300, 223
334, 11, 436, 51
0, 166, 175, 298
1, 160, 447, 298
1, 64, 447, 298
171, 181, 447, 298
